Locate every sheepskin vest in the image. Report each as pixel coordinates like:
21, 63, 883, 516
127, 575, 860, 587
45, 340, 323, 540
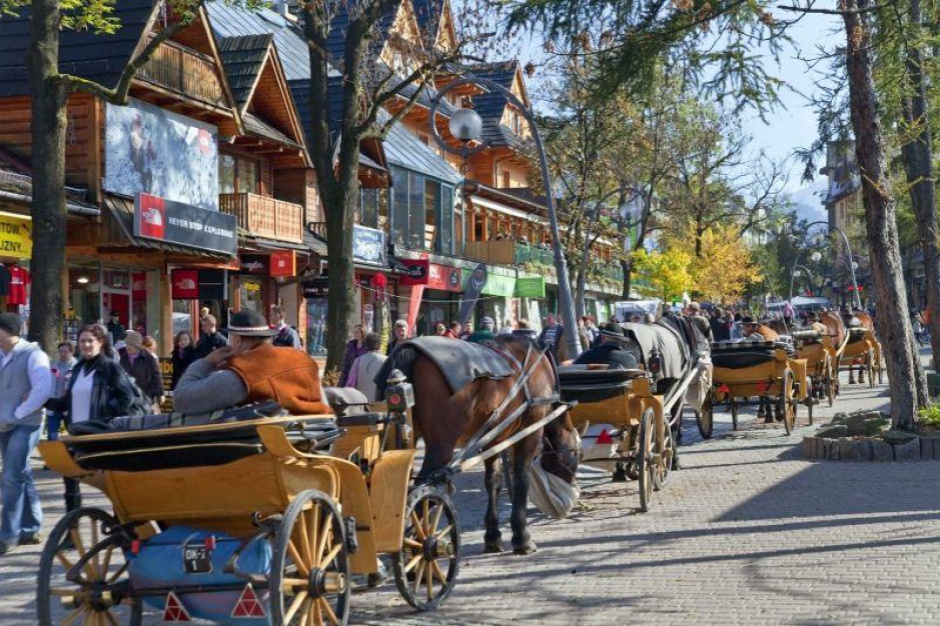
225, 342, 330, 415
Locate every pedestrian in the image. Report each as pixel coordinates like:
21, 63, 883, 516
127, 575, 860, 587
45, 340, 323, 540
538, 313, 565, 358
498, 319, 514, 336
270, 305, 302, 349
0, 313, 52, 554
47, 341, 77, 441
434, 323, 447, 336
106, 311, 126, 343
119, 330, 163, 412
194, 314, 228, 358
710, 308, 730, 342
346, 333, 387, 401
46, 324, 144, 515
387, 319, 409, 354
443, 322, 461, 339
141, 334, 158, 356
339, 324, 367, 387
171, 330, 196, 390
459, 322, 473, 341
467, 317, 497, 344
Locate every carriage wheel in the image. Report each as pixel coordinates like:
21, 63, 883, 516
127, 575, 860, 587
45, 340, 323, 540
37, 507, 142, 626
866, 349, 876, 388
778, 371, 796, 435
392, 485, 461, 612
696, 395, 714, 440
637, 408, 655, 512
271, 490, 350, 626
652, 413, 674, 492
730, 401, 739, 431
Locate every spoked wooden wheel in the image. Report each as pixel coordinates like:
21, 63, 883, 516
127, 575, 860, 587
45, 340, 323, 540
696, 393, 714, 440
636, 408, 655, 512
271, 490, 350, 626
392, 485, 461, 612
37, 507, 141, 626
779, 371, 796, 435
652, 411, 674, 492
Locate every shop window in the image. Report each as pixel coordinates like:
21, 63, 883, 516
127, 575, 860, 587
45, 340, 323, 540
219, 153, 259, 194
306, 297, 328, 357
238, 278, 264, 313
390, 166, 456, 252
391, 167, 409, 245
408, 172, 425, 249
424, 178, 438, 250
359, 188, 381, 229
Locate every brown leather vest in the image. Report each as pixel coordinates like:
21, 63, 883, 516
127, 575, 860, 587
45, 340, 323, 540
756, 325, 779, 341
224, 342, 331, 415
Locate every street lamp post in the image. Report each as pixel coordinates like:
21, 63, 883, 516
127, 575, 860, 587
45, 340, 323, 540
428, 77, 582, 357
788, 250, 823, 301
793, 221, 862, 310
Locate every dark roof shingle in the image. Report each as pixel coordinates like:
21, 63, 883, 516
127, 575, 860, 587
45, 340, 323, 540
217, 34, 273, 110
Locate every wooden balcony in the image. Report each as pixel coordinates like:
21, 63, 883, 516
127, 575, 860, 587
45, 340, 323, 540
219, 193, 304, 244
462, 240, 516, 265
137, 39, 227, 108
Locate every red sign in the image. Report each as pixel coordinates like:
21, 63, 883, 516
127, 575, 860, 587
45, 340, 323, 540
137, 192, 166, 240
400, 259, 430, 286
428, 263, 462, 292
171, 269, 199, 299
270, 250, 296, 277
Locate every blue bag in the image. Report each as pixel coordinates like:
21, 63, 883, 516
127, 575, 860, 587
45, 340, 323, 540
128, 526, 272, 624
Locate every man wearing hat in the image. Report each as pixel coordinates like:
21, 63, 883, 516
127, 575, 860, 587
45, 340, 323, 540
572, 322, 639, 370
0, 313, 52, 554
687, 302, 713, 341
467, 316, 497, 344
173, 309, 330, 416
741, 316, 778, 342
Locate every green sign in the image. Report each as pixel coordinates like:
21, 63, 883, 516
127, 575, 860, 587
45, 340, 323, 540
515, 277, 546, 298
481, 273, 516, 297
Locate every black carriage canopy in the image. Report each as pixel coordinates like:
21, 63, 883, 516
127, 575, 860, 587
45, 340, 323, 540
710, 340, 792, 370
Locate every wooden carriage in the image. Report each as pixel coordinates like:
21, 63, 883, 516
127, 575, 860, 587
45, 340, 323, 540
36, 413, 459, 625
558, 367, 673, 513
840, 327, 884, 386
704, 341, 805, 435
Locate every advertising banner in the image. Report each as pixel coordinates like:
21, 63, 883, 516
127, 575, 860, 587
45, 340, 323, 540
303, 277, 330, 298
399, 259, 429, 286
106, 98, 219, 211
352, 225, 386, 265
134, 192, 237, 256
270, 250, 296, 277
237, 254, 268, 275
428, 264, 462, 292
481, 273, 516, 297
171, 269, 199, 299
0, 214, 31, 257
515, 277, 546, 298
457, 264, 487, 325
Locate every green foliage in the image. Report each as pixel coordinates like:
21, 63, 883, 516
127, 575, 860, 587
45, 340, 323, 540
918, 402, 940, 428
631, 247, 692, 301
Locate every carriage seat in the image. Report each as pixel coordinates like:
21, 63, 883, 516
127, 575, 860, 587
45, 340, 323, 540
710, 340, 788, 370
558, 366, 647, 404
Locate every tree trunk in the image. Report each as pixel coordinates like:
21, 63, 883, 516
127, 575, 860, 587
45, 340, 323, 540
26, 0, 68, 351
621, 257, 632, 299
899, 0, 940, 374
843, 0, 926, 429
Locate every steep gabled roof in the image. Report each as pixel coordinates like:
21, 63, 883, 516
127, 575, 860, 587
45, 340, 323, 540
466, 60, 528, 148
384, 115, 461, 184
325, 0, 402, 63
0, 0, 159, 98
217, 34, 274, 110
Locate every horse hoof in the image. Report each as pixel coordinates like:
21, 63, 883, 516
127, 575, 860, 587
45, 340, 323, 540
484, 542, 505, 554
512, 542, 537, 555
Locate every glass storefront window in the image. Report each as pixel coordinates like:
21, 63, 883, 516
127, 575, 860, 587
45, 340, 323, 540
391, 168, 409, 245
306, 298, 328, 357
67, 265, 101, 342
239, 278, 264, 313
219, 153, 259, 194
219, 154, 236, 194
408, 172, 425, 249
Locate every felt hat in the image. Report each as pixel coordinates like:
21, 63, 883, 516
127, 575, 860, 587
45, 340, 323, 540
228, 309, 277, 337
123, 330, 143, 348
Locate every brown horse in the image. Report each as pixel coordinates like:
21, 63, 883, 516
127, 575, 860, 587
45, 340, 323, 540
377, 334, 580, 555
843, 309, 876, 383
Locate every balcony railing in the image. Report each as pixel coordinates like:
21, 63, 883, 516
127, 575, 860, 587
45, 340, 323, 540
219, 192, 304, 244
138, 39, 226, 107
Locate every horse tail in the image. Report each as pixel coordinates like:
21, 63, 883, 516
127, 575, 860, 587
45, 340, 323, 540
373, 345, 420, 398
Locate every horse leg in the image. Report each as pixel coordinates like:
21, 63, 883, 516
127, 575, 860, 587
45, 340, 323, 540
858, 359, 866, 384
849, 360, 856, 384
509, 437, 539, 555
764, 397, 775, 423
483, 455, 505, 553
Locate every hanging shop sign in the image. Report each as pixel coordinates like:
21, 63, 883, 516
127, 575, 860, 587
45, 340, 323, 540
238, 254, 268, 275
428, 264, 462, 292
171, 269, 199, 299
515, 277, 546, 298
399, 259, 429, 286
303, 277, 330, 298
481, 273, 516, 297
0, 214, 32, 258
457, 264, 487, 325
134, 192, 237, 256
270, 250, 296, 277
352, 225, 386, 265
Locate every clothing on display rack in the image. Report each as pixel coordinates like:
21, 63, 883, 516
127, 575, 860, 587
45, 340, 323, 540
6, 263, 30, 306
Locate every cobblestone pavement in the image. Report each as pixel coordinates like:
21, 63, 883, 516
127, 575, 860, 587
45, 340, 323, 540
4, 353, 939, 625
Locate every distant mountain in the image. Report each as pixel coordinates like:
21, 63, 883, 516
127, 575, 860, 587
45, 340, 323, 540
783, 180, 828, 225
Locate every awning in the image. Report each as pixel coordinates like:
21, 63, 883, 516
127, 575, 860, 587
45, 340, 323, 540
104, 195, 237, 262
304, 229, 328, 257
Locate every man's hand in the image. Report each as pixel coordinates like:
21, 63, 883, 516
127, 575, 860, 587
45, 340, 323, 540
205, 346, 234, 367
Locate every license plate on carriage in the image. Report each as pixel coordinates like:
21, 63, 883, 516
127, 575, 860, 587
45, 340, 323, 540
183, 545, 213, 574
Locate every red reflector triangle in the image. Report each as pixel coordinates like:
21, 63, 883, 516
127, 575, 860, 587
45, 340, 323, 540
756, 381, 769, 393
163, 591, 191, 622
717, 384, 730, 394
596, 429, 613, 444
232, 583, 267, 618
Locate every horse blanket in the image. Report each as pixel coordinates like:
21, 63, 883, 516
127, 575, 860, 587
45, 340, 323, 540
380, 336, 515, 394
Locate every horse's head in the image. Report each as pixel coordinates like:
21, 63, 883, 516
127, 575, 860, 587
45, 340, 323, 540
541, 411, 580, 484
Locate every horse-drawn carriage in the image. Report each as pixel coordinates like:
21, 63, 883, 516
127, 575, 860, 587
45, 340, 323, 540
36, 398, 460, 625
702, 340, 806, 436
558, 318, 710, 511
840, 325, 883, 387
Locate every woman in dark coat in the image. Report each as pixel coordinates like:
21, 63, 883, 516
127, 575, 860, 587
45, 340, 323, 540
339, 324, 367, 387
118, 330, 163, 410
45, 324, 141, 512
170, 330, 197, 390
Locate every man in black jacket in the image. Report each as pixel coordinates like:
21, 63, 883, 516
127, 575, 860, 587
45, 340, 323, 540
573, 323, 639, 369
195, 314, 228, 358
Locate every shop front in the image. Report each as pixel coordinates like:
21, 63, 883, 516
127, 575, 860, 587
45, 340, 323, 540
0, 212, 32, 330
